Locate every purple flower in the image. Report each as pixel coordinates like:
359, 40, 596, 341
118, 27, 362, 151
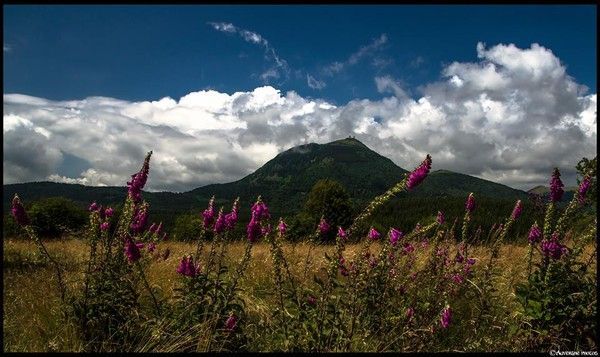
225, 199, 240, 230
225, 314, 238, 332
161, 232, 168, 241
403, 243, 415, 254
251, 200, 270, 221
127, 152, 152, 203
155, 222, 163, 235
130, 203, 149, 234
202, 196, 216, 229
549, 168, 564, 202
368, 227, 381, 241
369, 257, 378, 268
124, 239, 143, 263
148, 223, 157, 234
337, 226, 347, 240
278, 219, 287, 235
406, 307, 414, 320
406, 154, 432, 190
527, 223, 542, 245
261, 223, 272, 237
541, 233, 568, 260
214, 209, 226, 234
466, 258, 476, 266
11, 194, 30, 226
307, 295, 317, 305
511, 200, 523, 220
389, 228, 403, 246
451, 274, 464, 284
147, 242, 156, 253
455, 253, 464, 263
436, 211, 445, 225
465, 193, 475, 213
104, 207, 114, 217
440, 306, 452, 329
176, 255, 201, 277
318, 218, 330, 235
89, 201, 99, 212
578, 176, 591, 203
247, 216, 262, 243
100, 222, 110, 231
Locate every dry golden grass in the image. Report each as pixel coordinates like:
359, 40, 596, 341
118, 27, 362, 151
3, 237, 596, 352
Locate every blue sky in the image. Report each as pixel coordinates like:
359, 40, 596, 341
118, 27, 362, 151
4, 5, 596, 104
3, 5, 597, 192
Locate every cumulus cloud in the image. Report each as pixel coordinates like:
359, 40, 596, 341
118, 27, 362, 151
3, 42, 596, 191
209, 22, 290, 84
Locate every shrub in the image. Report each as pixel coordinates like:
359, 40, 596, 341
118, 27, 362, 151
27, 197, 88, 237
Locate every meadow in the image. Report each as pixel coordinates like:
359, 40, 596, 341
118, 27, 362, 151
3, 152, 597, 352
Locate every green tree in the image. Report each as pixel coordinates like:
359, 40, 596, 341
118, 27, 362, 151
173, 213, 203, 241
300, 179, 354, 242
28, 197, 88, 237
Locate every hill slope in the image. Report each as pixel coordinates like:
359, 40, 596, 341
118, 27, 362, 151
4, 137, 530, 230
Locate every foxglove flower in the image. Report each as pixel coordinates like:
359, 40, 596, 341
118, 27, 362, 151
104, 207, 114, 217
176, 255, 201, 277
440, 306, 452, 329
406, 154, 432, 190
549, 168, 564, 202
251, 200, 270, 221
124, 239, 144, 263
465, 193, 475, 213
130, 203, 149, 234
541, 233, 568, 260
451, 274, 464, 284
127, 151, 152, 203
225, 314, 238, 332
100, 222, 110, 231
511, 200, 523, 220
148, 223, 157, 234
89, 201, 99, 212
436, 211, 445, 225
389, 228, 403, 246
214, 209, 226, 234
11, 194, 30, 226
318, 218, 330, 235
277, 218, 287, 235
406, 307, 415, 320
202, 196, 215, 229
578, 176, 591, 203
247, 216, 262, 243
403, 243, 415, 254
368, 227, 381, 240
261, 223, 272, 237
155, 222, 163, 235
225, 199, 240, 230
527, 223, 541, 245
337, 226, 347, 240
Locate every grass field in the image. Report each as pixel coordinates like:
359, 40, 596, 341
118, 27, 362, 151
3, 237, 596, 352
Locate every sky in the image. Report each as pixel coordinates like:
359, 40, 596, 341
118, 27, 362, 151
3, 5, 597, 192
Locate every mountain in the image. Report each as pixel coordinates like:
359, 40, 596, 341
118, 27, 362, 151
4, 137, 529, 230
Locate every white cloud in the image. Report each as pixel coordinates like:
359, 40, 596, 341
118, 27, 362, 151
307, 74, 326, 90
323, 33, 388, 75
209, 22, 290, 84
3, 43, 596, 191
